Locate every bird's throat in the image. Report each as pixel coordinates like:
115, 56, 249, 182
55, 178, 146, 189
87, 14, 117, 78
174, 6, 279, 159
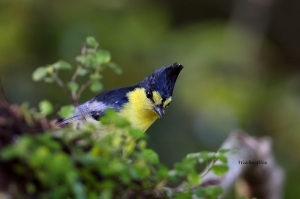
119, 88, 159, 132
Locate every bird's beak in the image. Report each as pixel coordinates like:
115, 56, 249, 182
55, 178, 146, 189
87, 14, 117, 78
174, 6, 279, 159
154, 105, 164, 118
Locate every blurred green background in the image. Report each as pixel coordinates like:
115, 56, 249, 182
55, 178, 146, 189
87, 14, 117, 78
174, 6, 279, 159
1, 0, 300, 198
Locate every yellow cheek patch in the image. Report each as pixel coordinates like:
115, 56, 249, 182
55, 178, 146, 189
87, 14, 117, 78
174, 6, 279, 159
152, 91, 162, 105
163, 97, 172, 108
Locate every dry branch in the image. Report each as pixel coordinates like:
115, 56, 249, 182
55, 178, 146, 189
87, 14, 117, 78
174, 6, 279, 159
185, 130, 285, 199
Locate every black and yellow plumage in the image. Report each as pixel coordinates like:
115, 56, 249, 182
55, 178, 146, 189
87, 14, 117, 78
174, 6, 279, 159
58, 63, 183, 131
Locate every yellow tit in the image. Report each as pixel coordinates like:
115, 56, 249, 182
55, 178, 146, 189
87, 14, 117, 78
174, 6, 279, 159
58, 63, 183, 131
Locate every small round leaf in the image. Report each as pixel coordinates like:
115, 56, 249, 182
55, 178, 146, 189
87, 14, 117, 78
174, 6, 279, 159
39, 100, 53, 116
95, 50, 111, 65
86, 36, 99, 48
76, 55, 90, 67
90, 81, 103, 92
52, 60, 72, 70
89, 73, 102, 80
67, 82, 79, 92
77, 68, 88, 76
211, 164, 229, 176
108, 62, 122, 74
32, 67, 47, 81
59, 105, 75, 118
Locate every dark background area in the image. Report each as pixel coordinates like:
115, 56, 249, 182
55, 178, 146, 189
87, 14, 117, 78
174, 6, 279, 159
1, 0, 300, 197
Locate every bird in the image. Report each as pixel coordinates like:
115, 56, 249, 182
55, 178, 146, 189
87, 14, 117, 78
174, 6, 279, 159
58, 63, 183, 132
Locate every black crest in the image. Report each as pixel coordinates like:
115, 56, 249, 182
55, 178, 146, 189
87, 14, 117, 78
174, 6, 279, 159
138, 63, 183, 98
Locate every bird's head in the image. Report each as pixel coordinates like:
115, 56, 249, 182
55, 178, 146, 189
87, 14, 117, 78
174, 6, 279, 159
138, 63, 183, 118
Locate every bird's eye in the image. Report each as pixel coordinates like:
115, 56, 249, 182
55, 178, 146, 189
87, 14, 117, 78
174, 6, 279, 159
146, 90, 153, 99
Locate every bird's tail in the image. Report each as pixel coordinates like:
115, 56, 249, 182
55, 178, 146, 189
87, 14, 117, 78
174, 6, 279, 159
55, 103, 91, 128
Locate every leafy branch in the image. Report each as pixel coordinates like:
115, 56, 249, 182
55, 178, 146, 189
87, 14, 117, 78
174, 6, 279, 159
32, 36, 122, 117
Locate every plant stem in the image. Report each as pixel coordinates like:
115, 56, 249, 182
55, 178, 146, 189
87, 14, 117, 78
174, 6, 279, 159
77, 79, 93, 99
52, 72, 74, 103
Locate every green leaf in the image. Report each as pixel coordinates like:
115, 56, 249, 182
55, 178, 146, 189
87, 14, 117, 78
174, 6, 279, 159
174, 192, 192, 199
216, 154, 228, 163
115, 117, 130, 128
211, 164, 229, 176
95, 50, 111, 65
52, 60, 72, 70
32, 67, 47, 81
39, 100, 53, 116
28, 146, 50, 167
218, 148, 235, 154
194, 187, 206, 197
77, 68, 88, 76
73, 181, 86, 199
44, 77, 54, 83
174, 162, 188, 176
194, 186, 223, 197
86, 48, 96, 54
157, 165, 169, 179
197, 151, 215, 163
187, 171, 201, 185
111, 135, 123, 148
89, 73, 102, 80
143, 149, 159, 164
90, 80, 103, 92
138, 140, 147, 149
100, 108, 119, 125
100, 109, 130, 128
99, 189, 112, 199
86, 36, 98, 48
128, 128, 144, 138
205, 186, 223, 196
59, 105, 75, 118
59, 60, 72, 69
183, 156, 197, 165
108, 62, 122, 74
46, 65, 54, 74
76, 55, 90, 67
67, 82, 79, 92
124, 140, 135, 154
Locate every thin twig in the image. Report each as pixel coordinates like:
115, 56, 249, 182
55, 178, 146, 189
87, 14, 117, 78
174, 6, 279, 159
76, 65, 106, 99
81, 43, 86, 55
71, 43, 87, 104
71, 43, 86, 83
71, 65, 81, 83
77, 79, 93, 99
70, 65, 82, 106
52, 72, 74, 103
200, 159, 217, 179
71, 92, 79, 106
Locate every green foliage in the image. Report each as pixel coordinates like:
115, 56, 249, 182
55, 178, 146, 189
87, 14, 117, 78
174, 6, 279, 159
0, 109, 232, 198
32, 36, 122, 102
38, 100, 54, 116
194, 186, 223, 198
59, 105, 76, 118
0, 37, 232, 198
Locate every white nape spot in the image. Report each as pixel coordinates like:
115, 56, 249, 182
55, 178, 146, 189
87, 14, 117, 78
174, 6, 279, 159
115, 101, 118, 104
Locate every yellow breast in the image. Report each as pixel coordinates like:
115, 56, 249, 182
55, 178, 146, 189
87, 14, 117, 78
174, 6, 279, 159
119, 88, 159, 132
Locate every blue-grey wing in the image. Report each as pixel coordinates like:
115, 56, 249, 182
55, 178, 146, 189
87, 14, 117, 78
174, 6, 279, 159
57, 85, 135, 127
58, 101, 109, 126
